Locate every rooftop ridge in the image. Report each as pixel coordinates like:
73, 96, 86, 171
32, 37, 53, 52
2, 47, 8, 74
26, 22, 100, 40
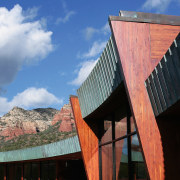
109, 10, 180, 26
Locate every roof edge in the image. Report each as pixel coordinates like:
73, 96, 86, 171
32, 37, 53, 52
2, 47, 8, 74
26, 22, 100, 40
109, 10, 180, 26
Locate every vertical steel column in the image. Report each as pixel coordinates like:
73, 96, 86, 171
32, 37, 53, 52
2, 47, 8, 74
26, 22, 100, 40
5, 164, 8, 180
127, 105, 133, 180
56, 161, 58, 180
4, 164, 6, 180
21, 163, 23, 180
98, 119, 103, 180
98, 141, 102, 180
112, 113, 116, 180
48, 161, 49, 180
30, 162, 32, 180
38, 162, 40, 180
39, 161, 42, 180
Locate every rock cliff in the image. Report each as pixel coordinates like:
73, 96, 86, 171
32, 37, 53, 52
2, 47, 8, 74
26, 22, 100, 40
52, 103, 75, 132
0, 103, 76, 142
0, 107, 59, 141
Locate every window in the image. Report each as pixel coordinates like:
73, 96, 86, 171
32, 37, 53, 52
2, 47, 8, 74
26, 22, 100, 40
98, 107, 148, 180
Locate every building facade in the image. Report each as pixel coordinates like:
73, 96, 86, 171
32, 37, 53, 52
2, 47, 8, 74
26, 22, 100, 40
0, 136, 87, 180
70, 11, 180, 180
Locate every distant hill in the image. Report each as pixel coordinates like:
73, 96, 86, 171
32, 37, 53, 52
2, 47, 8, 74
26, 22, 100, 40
0, 103, 76, 151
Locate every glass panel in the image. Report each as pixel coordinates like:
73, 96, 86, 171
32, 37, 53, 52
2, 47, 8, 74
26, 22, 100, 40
24, 163, 31, 180
102, 143, 113, 180
101, 116, 112, 143
15, 164, 22, 180
32, 163, 39, 180
48, 162, 56, 180
116, 138, 128, 180
41, 162, 49, 180
0, 164, 4, 180
115, 118, 127, 139
131, 134, 148, 180
7, 164, 15, 180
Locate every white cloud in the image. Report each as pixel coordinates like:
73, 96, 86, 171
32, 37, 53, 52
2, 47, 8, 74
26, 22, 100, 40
55, 1, 76, 24
102, 23, 110, 35
142, 0, 172, 12
70, 59, 98, 86
23, 6, 39, 20
56, 11, 76, 24
81, 41, 107, 58
0, 4, 53, 87
84, 22, 110, 40
84, 27, 99, 40
0, 87, 63, 116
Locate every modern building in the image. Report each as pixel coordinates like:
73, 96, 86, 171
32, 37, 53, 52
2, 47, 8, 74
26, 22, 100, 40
1, 11, 180, 180
70, 11, 180, 180
0, 136, 86, 179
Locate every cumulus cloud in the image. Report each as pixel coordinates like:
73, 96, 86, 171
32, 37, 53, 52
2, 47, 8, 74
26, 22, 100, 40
70, 59, 98, 86
81, 41, 107, 58
0, 87, 63, 116
0, 4, 53, 87
55, 0, 76, 24
84, 22, 110, 40
142, 0, 172, 12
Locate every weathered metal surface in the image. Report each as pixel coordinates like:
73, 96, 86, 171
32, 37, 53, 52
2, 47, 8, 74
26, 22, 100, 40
0, 135, 80, 162
109, 11, 180, 26
77, 36, 123, 118
145, 33, 180, 116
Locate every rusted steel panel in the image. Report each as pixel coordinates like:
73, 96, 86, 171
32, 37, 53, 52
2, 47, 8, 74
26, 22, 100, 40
110, 20, 163, 180
110, 16, 180, 179
150, 24, 180, 69
70, 96, 99, 180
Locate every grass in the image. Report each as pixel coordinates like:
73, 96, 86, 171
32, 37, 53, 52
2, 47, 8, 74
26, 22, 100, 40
0, 121, 77, 152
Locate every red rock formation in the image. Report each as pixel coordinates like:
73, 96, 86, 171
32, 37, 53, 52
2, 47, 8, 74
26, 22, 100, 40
0, 104, 75, 141
0, 107, 59, 141
52, 103, 75, 132
0, 121, 37, 141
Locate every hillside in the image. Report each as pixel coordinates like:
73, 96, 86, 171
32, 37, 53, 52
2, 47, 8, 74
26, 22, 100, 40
0, 103, 76, 151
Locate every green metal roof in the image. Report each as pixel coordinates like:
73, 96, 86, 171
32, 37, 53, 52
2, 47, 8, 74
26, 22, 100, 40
77, 36, 123, 118
0, 135, 81, 162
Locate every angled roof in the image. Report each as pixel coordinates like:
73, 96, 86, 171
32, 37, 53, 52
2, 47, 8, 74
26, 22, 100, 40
0, 135, 81, 162
77, 36, 123, 118
109, 10, 180, 26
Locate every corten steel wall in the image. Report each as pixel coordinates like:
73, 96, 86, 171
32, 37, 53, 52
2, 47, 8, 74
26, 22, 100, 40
70, 96, 99, 180
145, 33, 180, 179
75, 11, 180, 180
110, 14, 180, 180
145, 33, 180, 117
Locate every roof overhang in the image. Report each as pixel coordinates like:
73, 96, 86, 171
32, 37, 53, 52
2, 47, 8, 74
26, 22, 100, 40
109, 10, 180, 26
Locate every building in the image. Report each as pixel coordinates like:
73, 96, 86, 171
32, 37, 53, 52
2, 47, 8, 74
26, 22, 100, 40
0, 136, 86, 179
70, 11, 180, 180
1, 11, 180, 180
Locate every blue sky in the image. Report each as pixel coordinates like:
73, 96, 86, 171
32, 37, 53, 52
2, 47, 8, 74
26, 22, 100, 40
0, 0, 179, 115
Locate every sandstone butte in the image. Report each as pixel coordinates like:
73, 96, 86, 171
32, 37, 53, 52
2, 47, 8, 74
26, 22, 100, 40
52, 103, 75, 132
0, 103, 75, 141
